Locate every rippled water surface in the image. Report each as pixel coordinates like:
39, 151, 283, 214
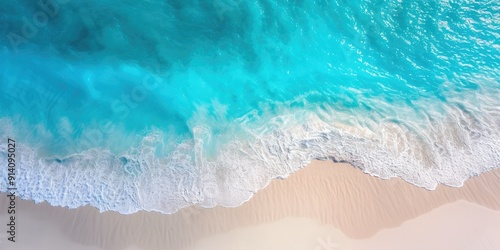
1, 0, 499, 213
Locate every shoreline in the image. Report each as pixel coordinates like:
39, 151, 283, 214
4, 106, 500, 215
1, 160, 500, 250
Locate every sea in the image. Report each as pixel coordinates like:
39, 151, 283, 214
1, 0, 499, 214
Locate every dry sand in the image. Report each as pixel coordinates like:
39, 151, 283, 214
1, 160, 500, 250
185, 201, 500, 250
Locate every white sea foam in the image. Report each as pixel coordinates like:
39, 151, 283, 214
1, 84, 500, 214
1, 0, 499, 215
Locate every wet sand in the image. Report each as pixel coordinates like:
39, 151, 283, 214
1, 160, 499, 250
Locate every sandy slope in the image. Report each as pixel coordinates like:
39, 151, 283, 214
1, 160, 499, 250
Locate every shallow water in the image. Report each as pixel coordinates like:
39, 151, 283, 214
1, 0, 499, 213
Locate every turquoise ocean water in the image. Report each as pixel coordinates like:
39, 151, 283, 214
1, 0, 499, 213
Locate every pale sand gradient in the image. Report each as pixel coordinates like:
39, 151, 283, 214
1, 160, 499, 250
185, 201, 500, 250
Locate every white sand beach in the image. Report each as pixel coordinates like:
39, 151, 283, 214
1, 160, 500, 250
184, 201, 500, 250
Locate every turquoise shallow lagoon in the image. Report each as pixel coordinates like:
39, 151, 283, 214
1, 0, 499, 213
